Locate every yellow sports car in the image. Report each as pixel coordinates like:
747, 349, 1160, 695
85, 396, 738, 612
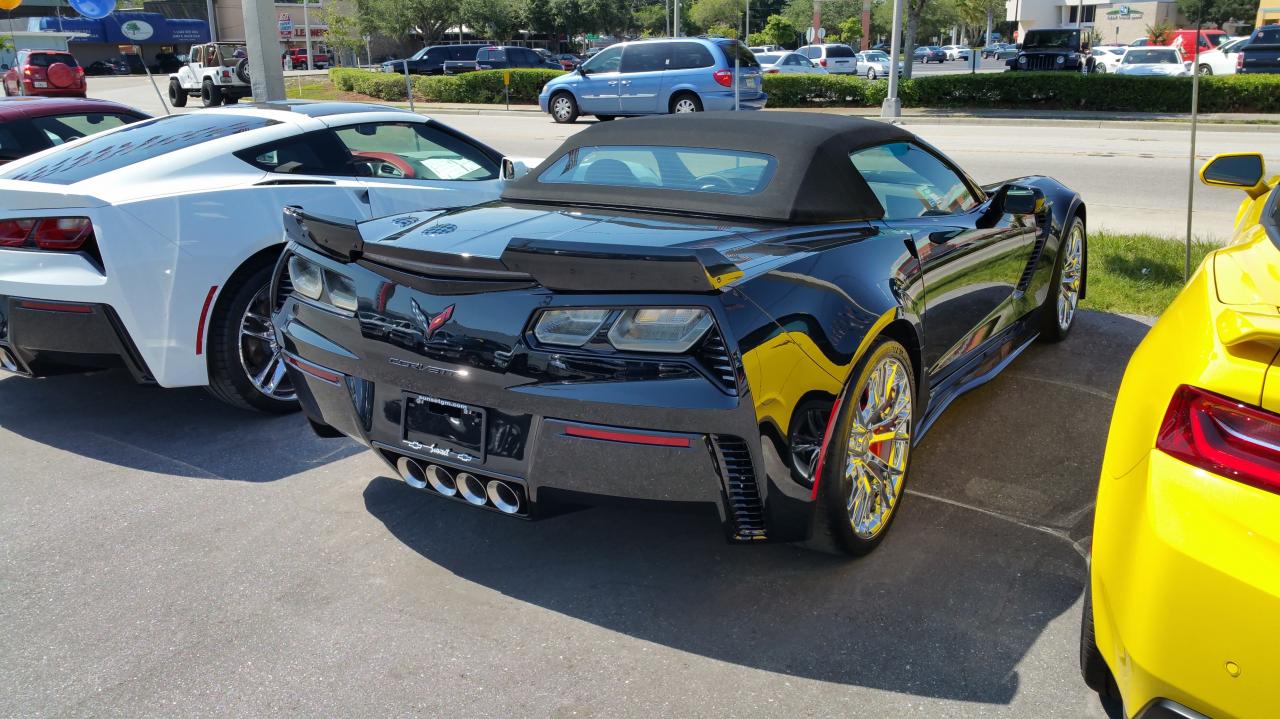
1083, 153, 1280, 718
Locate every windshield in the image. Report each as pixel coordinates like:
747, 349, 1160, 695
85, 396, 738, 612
1023, 30, 1080, 50
865, 52, 889, 61
756, 53, 782, 64
0, 114, 277, 185
1124, 49, 1180, 64
538, 145, 776, 196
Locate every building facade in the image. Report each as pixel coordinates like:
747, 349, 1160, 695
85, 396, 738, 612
1006, 0, 1181, 44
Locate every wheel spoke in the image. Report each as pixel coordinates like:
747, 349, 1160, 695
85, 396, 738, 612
241, 327, 275, 342
263, 359, 288, 394
253, 352, 281, 387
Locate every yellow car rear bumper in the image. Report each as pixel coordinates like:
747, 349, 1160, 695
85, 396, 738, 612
1093, 450, 1280, 719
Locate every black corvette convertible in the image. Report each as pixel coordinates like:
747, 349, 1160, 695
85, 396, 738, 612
274, 113, 1085, 556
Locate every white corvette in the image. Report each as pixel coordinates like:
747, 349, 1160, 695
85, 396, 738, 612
0, 101, 526, 412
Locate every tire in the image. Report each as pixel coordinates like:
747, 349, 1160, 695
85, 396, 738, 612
1040, 214, 1084, 342
670, 92, 702, 114
805, 338, 916, 557
223, 94, 239, 105
549, 92, 579, 123
866, 67, 878, 80
1080, 581, 1119, 699
235, 58, 251, 84
1198, 64, 1212, 76
204, 261, 299, 414
168, 78, 187, 107
201, 79, 222, 107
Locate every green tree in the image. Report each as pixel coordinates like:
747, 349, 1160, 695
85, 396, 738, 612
782, 0, 861, 37
758, 13, 800, 46
954, 0, 1004, 44
319, 4, 364, 64
357, 0, 456, 44
1145, 19, 1174, 44
835, 15, 863, 43
691, 0, 745, 32
462, 0, 524, 42
706, 22, 740, 37
1176, 0, 1258, 26
634, 4, 669, 35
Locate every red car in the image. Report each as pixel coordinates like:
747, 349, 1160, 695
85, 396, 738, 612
0, 97, 149, 165
2, 50, 87, 98
285, 48, 330, 69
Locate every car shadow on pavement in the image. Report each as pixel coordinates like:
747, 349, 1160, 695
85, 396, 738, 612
362, 311, 1150, 705
0, 368, 361, 482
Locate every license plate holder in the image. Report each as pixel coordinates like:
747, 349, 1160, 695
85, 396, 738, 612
401, 393, 486, 463
34, 81, 48, 88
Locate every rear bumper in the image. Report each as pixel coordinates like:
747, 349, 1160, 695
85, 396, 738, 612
1092, 451, 1280, 719
0, 295, 152, 382
702, 91, 767, 112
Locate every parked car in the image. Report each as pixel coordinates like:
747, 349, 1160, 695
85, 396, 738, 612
854, 50, 901, 80
168, 42, 251, 107
1189, 43, 1237, 75
756, 51, 825, 74
285, 47, 330, 70
553, 52, 584, 70
941, 44, 971, 61
1082, 151, 1280, 719
0, 97, 148, 165
2, 50, 86, 98
84, 58, 130, 76
540, 38, 766, 123
748, 44, 783, 54
1238, 25, 1280, 74
1009, 29, 1085, 71
378, 45, 485, 75
1129, 37, 1151, 46
980, 42, 1008, 58
276, 112, 1085, 554
1167, 27, 1229, 62
1114, 47, 1191, 76
1084, 45, 1126, 73
0, 101, 535, 413
444, 46, 562, 74
796, 43, 859, 73
913, 45, 947, 63
990, 43, 1020, 60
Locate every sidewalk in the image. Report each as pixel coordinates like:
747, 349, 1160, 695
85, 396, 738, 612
381, 100, 1280, 131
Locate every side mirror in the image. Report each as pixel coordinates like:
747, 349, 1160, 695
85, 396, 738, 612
502, 157, 532, 181
1200, 153, 1267, 198
1002, 186, 1045, 215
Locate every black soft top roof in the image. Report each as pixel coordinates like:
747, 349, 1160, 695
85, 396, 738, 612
501, 112, 914, 223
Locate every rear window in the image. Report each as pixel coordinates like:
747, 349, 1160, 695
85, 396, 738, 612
716, 40, 759, 67
826, 45, 856, 58
0, 120, 44, 163
0, 114, 277, 185
27, 53, 78, 68
1255, 28, 1280, 45
538, 145, 776, 196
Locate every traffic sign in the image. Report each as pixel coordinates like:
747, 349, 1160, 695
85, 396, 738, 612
805, 27, 827, 43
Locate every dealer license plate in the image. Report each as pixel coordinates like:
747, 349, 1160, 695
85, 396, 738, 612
34, 82, 48, 88
401, 393, 486, 463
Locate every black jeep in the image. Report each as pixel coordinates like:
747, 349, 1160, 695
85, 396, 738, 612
1007, 29, 1086, 71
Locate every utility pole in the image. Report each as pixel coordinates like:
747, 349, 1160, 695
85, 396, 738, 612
206, 0, 218, 41
1184, 8, 1204, 282
244, 0, 285, 101
881, 0, 904, 117
666, 0, 671, 37
303, 0, 313, 71
674, 0, 680, 37
861, 0, 872, 50
811, 0, 822, 45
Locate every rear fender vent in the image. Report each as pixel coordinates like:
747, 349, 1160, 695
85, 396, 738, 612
1015, 232, 1050, 294
696, 329, 738, 394
711, 435, 766, 540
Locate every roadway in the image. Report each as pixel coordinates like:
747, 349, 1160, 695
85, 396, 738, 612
84, 73, 1278, 240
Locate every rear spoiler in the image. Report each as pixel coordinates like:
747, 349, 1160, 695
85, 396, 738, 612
283, 207, 743, 292
0, 180, 109, 211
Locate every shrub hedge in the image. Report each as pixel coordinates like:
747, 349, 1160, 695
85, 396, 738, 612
329, 68, 1280, 114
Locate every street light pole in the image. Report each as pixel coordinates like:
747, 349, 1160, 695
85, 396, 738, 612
881, 0, 904, 117
1184, 7, 1204, 283
303, 0, 313, 72
243, 0, 286, 101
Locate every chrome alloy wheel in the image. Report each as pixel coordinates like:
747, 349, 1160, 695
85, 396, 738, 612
790, 404, 833, 482
551, 95, 573, 121
238, 284, 295, 402
1058, 223, 1084, 332
673, 97, 699, 113
844, 355, 912, 540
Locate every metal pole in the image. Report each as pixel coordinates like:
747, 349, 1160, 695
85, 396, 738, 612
666, 0, 670, 37
206, 0, 218, 41
881, 0, 904, 117
243, 0, 286, 101
674, 0, 680, 37
1184, 15, 1203, 283
137, 44, 172, 115
303, 0, 313, 71
734, 41, 740, 110
404, 59, 415, 112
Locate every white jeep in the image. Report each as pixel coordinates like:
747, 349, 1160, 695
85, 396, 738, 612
169, 42, 252, 108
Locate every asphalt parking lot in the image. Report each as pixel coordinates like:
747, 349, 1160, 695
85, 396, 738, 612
0, 311, 1145, 717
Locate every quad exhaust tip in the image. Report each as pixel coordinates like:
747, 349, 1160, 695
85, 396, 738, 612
395, 454, 525, 514
457, 472, 488, 506
486, 480, 521, 515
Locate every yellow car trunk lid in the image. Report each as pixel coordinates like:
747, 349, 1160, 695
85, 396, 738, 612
1215, 235, 1280, 412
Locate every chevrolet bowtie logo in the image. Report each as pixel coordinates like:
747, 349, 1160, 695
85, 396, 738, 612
411, 299, 454, 340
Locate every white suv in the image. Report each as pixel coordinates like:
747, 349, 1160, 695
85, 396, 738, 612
796, 44, 858, 73
168, 42, 252, 108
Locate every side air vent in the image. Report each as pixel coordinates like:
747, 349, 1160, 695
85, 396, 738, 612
696, 329, 738, 393
1015, 233, 1049, 294
274, 265, 294, 311
712, 436, 766, 540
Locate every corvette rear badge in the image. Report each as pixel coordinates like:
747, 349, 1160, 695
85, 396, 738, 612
410, 300, 454, 340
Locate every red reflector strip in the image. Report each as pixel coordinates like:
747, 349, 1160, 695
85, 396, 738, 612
810, 397, 844, 500
17, 300, 92, 314
283, 354, 343, 384
564, 425, 691, 448
194, 286, 218, 355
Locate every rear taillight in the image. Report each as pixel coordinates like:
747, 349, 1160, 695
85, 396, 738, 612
820, 58, 828, 67
713, 69, 733, 87
1237, 52, 1245, 70
765, 68, 781, 74
0, 217, 93, 251
1157, 385, 1280, 495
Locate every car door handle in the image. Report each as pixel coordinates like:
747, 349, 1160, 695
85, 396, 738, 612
607, 80, 617, 85
621, 80, 631, 85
